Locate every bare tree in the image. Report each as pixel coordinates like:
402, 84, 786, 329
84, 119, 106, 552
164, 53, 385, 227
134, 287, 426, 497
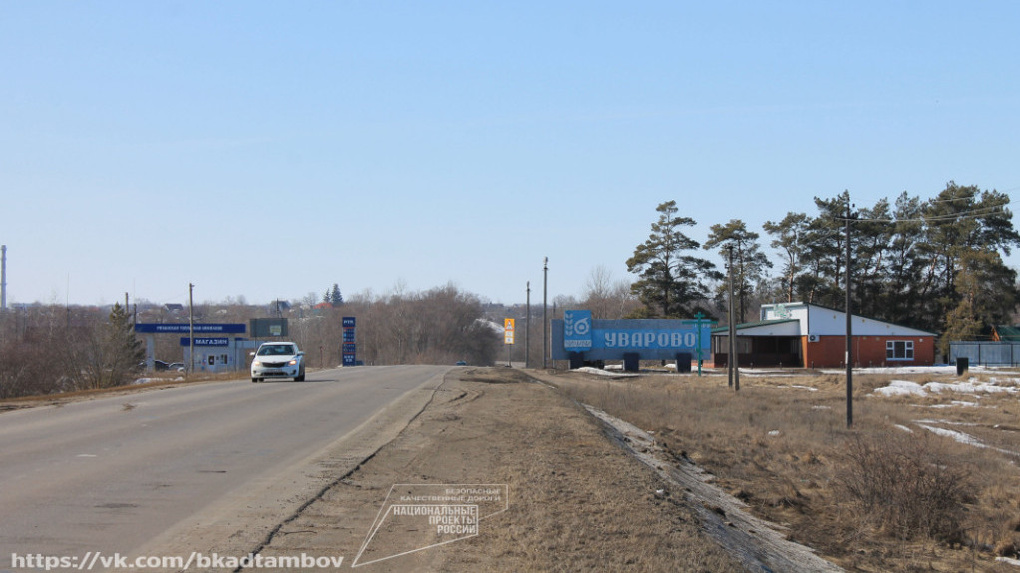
581, 265, 638, 319
70, 304, 144, 390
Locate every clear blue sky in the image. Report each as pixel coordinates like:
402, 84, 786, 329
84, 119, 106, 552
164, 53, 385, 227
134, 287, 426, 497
2, 1, 1018, 307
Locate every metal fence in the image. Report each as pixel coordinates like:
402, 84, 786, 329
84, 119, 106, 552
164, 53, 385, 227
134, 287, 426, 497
950, 342, 1020, 366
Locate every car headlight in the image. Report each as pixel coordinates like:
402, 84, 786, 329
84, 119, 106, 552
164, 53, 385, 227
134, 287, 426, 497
252, 360, 261, 367
288, 359, 298, 366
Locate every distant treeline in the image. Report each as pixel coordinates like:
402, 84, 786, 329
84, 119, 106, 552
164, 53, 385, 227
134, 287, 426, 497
296, 284, 501, 367
0, 285, 500, 398
0, 303, 143, 398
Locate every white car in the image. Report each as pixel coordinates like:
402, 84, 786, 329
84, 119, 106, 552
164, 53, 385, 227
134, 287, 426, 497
250, 342, 305, 382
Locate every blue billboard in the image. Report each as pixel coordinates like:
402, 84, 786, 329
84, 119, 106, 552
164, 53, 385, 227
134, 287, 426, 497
552, 317, 713, 361
136, 323, 246, 334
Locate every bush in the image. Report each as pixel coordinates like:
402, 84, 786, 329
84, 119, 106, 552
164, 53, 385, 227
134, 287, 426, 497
837, 431, 970, 541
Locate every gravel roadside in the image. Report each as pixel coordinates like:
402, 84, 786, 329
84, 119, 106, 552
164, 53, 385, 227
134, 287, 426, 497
253, 367, 744, 572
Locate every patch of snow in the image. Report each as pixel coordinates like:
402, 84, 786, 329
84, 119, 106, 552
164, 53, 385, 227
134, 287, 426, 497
997, 556, 1020, 567
872, 380, 926, 397
894, 424, 913, 433
479, 319, 504, 334
916, 424, 984, 447
573, 367, 639, 378
823, 365, 966, 375
873, 378, 1019, 398
929, 401, 979, 409
914, 419, 978, 427
776, 385, 819, 392
915, 423, 1020, 457
926, 379, 1018, 394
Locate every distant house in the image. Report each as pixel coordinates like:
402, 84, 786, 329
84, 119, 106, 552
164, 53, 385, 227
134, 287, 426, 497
712, 302, 937, 368
164, 303, 185, 313
992, 326, 1020, 342
268, 300, 291, 314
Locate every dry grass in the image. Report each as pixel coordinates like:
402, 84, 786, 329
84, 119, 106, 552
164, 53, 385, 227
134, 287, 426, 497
274, 369, 746, 573
0, 370, 247, 410
545, 368, 1020, 572
838, 431, 970, 541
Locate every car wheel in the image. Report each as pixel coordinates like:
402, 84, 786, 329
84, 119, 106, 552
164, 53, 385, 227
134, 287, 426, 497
295, 370, 305, 382
252, 377, 259, 383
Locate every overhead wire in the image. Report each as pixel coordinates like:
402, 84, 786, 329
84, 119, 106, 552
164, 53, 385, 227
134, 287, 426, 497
835, 197, 1015, 224
762, 187, 1017, 258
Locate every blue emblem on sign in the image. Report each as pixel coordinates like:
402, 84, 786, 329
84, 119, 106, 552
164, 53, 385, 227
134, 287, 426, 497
563, 310, 593, 352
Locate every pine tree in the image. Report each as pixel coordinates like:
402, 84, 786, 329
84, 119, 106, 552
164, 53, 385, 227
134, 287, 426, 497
763, 212, 810, 303
704, 219, 773, 322
106, 303, 144, 386
626, 201, 720, 318
329, 283, 344, 307
917, 182, 1020, 334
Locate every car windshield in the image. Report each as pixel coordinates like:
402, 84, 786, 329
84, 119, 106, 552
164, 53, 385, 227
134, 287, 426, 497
258, 344, 295, 356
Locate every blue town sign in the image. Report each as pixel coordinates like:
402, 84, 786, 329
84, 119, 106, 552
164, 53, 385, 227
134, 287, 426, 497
563, 310, 593, 352
552, 316, 713, 361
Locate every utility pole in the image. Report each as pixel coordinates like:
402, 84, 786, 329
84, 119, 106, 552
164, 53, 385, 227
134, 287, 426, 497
727, 245, 739, 391
543, 257, 548, 369
1, 245, 7, 313
845, 196, 854, 428
525, 281, 531, 369
189, 283, 195, 377
727, 245, 733, 388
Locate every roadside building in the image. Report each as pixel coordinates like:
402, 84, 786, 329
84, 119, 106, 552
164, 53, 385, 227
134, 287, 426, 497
992, 325, 1020, 342
712, 302, 936, 368
953, 326, 1020, 367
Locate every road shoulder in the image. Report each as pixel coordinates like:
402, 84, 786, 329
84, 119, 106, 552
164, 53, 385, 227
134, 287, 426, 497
130, 370, 449, 571
257, 367, 742, 572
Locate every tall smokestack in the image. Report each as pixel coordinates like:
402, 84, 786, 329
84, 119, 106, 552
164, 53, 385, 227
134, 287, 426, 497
1, 245, 7, 312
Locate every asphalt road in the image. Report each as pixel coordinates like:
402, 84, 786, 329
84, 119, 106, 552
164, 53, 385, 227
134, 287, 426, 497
0, 365, 450, 570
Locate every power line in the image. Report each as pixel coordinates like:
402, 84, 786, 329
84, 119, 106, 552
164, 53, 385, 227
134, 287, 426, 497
848, 204, 1013, 224
832, 184, 1019, 209
832, 198, 1014, 224
771, 203, 1015, 251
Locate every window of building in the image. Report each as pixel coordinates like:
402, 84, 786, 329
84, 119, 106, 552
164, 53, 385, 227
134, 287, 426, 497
886, 340, 914, 360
